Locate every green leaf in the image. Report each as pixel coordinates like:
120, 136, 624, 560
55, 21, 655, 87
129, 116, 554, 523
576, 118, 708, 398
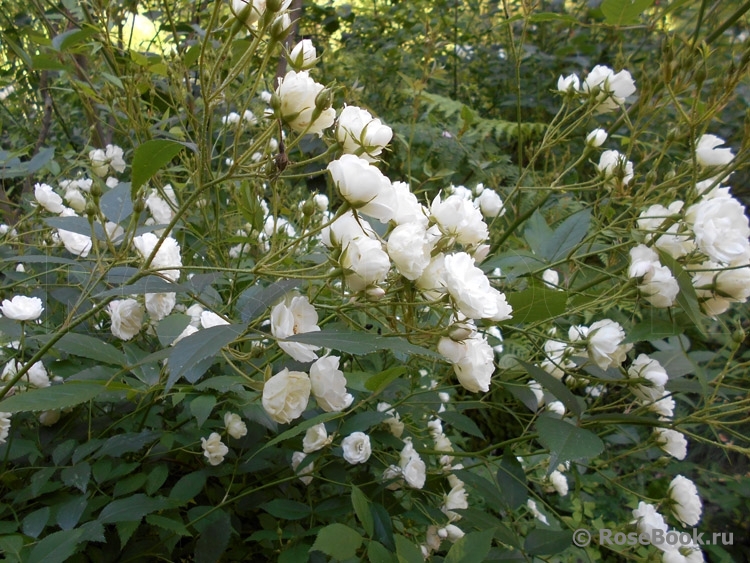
116, 520, 139, 548
169, 471, 207, 503
43, 216, 105, 239
280, 543, 314, 563
56, 496, 87, 531
439, 411, 485, 439
523, 528, 572, 556
96, 431, 160, 459
27, 529, 84, 563
524, 210, 553, 257
99, 181, 132, 224
445, 529, 495, 563
368, 541, 395, 563
145, 464, 169, 495
339, 411, 388, 436
261, 499, 312, 520
601, 0, 655, 25
502, 288, 568, 326
0, 382, 105, 413
146, 514, 190, 537
541, 209, 591, 262
452, 469, 504, 508
394, 534, 423, 563
27, 147, 55, 174
96, 276, 187, 298
52, 333, 126, 365
657, 249, 707, 337
166, 324, 246, 391
156, 314, 191, 347
365, 367, 407, 392
22, 507, 50, 538
517, 360, 582, 418
352, 486, 374, 537
371, 502, 395, 551
0, 535, 24, 561
536, 415, 604, 472
311, 523, 363, 560
194, 509, 232, 563
98, 494, 173, 524
496, 449, 527, 510
286, 331, 441, 359
131, 140, 186, 197
190, 395, 216, 428
113, 473, 147, 497
61, 462, 91, 494
239, 280, 301, 323
51, 26, 97, 51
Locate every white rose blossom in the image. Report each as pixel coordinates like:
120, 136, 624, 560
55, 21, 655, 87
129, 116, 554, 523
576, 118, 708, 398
341, 432, 371, 464
584, 319, 632, 370
34, 183, 65, 213
145, 292, 176, 321
261, 368, 311, 424
224, 412, 248, 439
0, 296, 44, 321
57, 208, 93, 257
442, 474, 468, 521
443, 252, 512, 321
549, 470, 568, 496
475, 188, 505, 218
430, 193, 489, 247
668, 475, 702, 527
289, 39, 317, 71
303, 423, 332, 453
270, 294, 321, 362
655, 427, 688, 460
586, 128, 608, 147
309, 355, 353, 412
132, 233, 183, 281
336, 105, 393, 162
597, 149, 634, 187
201, 432, 229, 466
276, 70, 335, 136
399, 438, 426, 489
107, 298, 144, 341
627, 354, 668, 402
341, 236, 391, 292
695, 134, 734, 167
386, 222, 433, 281
632, 502, 668, 538
438, 333, 495, 393
582, 65, 637, 112
291, 451, 313, 485
200, 310, 230, 328
327, 155, 396, 222
684, 196, 750, 264
0, 412, 10, 445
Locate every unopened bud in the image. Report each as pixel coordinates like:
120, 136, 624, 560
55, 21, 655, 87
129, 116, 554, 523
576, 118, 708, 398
315, 87, 333, 112
666, 127, 678, 143
269, 13, 291, 42
448, 322, 475, 342
301, 198, 315, 217
85, 201, 97, 219
695, 66, 706, 87
732, 328, 745, 344
270, 92, 282, 113
267, 0, 288, 13
90, 181, 102, 199
133, 196, 146, 214
365, 286, 385, 301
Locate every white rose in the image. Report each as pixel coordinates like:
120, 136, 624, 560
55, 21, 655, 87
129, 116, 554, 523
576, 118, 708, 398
341, 431, 371, 464
638, 264, 680, 308
327, 155, 396, 222
586, 319, 631, 370
63, 187, 86, 213
685, 196, 750, 264
668, 475, 702, 526
586, 128, 608, 147
643, 389, 675, 419
57, 208, 92, 257
201, 432, 229, 466
26, 361, 50, 389
443, 252, 512, 321
654, 427, 688, 460
289, 39, 317, 71
377, 403, 404, 438
261, 368, 311, 424
0, 413, 10, 445
108, 298, 144, 341
597, 150, 634, 186
270, 294, 321, 362
399, 438, 426, 489
321, 210, 376, 248
231, 0, 266, 24
632, 502, 668, 537
416, 253, 448, 301
628, 244, 660, 278
200, 310, 230, 328
387, 222, 433, 281
133, 233, 183, 281
310, 355, 353, 412
276, 70, 335, 136
89, 148, 109, 177
145, 292, 176, 321
34, 183, 65, 213
695, 134, 734, 167
442, 476, 468, 521
430, 193, 488, 247
549, 470, 568, 496
303, 423, 331, 453
628, 354, 668, 402
438, 334, 495, 393
106, 144, 126, 173
542, 269, 560, 289
336, 106, 393, 162
391, 181, 428, 226
146, 190, 175, 224
582, 65, 636, 112
557, 73, 580, 93
0, 295, 44, 321
39, 410, 61, 427
341, 236, 391, 292
224, 412, 247, 439
291, 451, 313, 485
475, 189, 505, 218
